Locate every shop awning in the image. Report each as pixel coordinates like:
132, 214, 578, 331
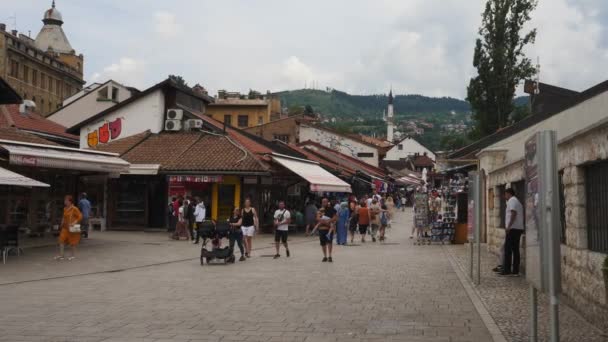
396, 175, 423, 186
0, 140, 130, 173
272, 154, 352, 193
0, 166, 49, 187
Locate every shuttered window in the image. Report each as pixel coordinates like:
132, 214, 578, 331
586, 161, 608, 253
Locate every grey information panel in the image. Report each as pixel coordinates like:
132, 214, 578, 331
524, 131, 562, 294
524, 134, 544, 290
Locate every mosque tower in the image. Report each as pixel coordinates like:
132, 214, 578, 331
387, 89, 395, 142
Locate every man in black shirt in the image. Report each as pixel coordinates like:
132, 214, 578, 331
317, 197, 337, 262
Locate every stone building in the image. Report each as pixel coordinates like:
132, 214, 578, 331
243, 114, 317, 144
448, 79, 608, 331
0, 1, 84, 116
205, 90, 281, 128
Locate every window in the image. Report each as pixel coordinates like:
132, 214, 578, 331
111, 87, 119, 101
559, 170, 566, 244
398, 144, 403, 150
48, 77, 53, 93
357, 152, 374, 158
22, 65, 29, 83
258, 116, 264, 125
97, 86, 109, 100
273, 134, 289, 143
32, 69, 38, 87
586, 161, 608, 253
41, 73, 46, 90
56, 79, 62, 97
223, 115, 232, 126
10, 60, 19, 78
237, 115, 249, 127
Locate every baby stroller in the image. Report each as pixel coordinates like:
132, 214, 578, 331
199, 221, 235, 265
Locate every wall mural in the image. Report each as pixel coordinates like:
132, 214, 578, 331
87, 118, 123, 147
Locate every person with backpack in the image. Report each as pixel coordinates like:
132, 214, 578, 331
369, 198, 381, 243
336, 201, 349, 245
379, 204, 389, 242
273, 201, 291, 259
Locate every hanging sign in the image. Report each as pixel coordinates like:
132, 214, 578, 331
169, 175, 223, 184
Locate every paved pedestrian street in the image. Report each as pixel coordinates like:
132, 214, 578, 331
0, 210, 498, 342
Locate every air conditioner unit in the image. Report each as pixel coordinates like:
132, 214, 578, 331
166, 109, 183, 120
184, 119, 203, 130
165, 119, 182, 131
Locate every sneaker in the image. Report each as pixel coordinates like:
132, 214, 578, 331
322, 257, 328, 262
492, 266, 502, 273
286, 249, 290, 257
328, 257, 333, 263
510, 273, 520, 277
498, 272, 512, 277
273, 254, 280, 259
239, 256, 246, 261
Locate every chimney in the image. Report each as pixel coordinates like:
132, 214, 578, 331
11, 30, 18, 36
0, 23, 6, 31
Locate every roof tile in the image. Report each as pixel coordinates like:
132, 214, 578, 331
0, 104, 78, 141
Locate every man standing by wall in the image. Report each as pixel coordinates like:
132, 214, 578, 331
500, 188, 525, 277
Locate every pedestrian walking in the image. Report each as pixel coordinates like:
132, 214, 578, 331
173, 199, 190, 240
186, 197, 196, 241
317, 198, 337, 262
305, 200, 318, 235
336, 201, 349, 245
78, 192, 91, 238
369, 198, 381, 242
273, 201, 291, 259
193, 197, 206, 244
168, 197, 176, 231
500, 188, 524, 277
348, 200, 359, 244
54, 195, 83, 261
385, 196, 395, 228
401, 195, 407, 211
357, 200, 370, 243
228, 207, 246, 261
379, 204, 389, 241
241, 198, 258, 258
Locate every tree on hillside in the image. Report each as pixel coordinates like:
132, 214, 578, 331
304, 105, 315, 116
169, 75, 189, 89
467, 0, 537, 139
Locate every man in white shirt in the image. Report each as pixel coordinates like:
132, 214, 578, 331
193, 197, 206, 244
500, 188, 525, 276
273, 201, 291, 259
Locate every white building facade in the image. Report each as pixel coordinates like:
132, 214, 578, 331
48, 80, 133, 128
384, 137, 435, 161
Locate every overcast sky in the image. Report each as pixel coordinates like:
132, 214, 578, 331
2, 0, 607, 98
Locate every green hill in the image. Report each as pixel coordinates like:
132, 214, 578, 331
277, 89, 471, 118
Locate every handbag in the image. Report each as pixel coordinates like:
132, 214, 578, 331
69, 224, 81, 233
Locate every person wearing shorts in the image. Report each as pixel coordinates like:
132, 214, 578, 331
273, 201, 291, 259
369, 199, 381, 243
241, 198, 258, 258
317, 198, 337, 262
357, 200, 370, 243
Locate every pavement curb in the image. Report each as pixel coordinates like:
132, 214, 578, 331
443, 245, 508, 342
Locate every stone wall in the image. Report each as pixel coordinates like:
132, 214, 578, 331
484, 123, 608, 332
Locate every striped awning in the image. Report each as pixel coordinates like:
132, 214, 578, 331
0, 166, 49, 187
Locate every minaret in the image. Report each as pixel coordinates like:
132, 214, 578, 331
387, 89, 395, 142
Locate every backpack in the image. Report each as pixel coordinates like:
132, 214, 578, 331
380, 212, 388, 226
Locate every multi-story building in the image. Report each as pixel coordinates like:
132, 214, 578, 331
205, 90, 281, 128
0, 1, 84, 116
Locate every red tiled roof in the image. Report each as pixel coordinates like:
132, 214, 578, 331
90, 130, 152, 155
94, 131, 267, 173
282, 143, 355, 177
0, 104, 78, 141
411, 154, 435, 168
298, 140, 386, 178
351, 134, 393, 148
0, 127, 61, 146
185, 106, 273, 155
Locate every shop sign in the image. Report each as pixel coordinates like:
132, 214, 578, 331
12, 155, 37, 166
243, 176, 258, 184
87, 118, 123, 147
169, 175, 223, 183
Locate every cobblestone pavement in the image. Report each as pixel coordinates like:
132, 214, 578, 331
445, 244, 608, 342
0, 210, 495, 342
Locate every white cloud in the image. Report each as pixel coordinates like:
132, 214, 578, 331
89, 58, 146, 88
153, 11, 182, 39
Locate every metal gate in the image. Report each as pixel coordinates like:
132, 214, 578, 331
585, 161, 608, 253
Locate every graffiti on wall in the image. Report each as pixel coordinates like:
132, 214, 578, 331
87, 118, 123, 147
